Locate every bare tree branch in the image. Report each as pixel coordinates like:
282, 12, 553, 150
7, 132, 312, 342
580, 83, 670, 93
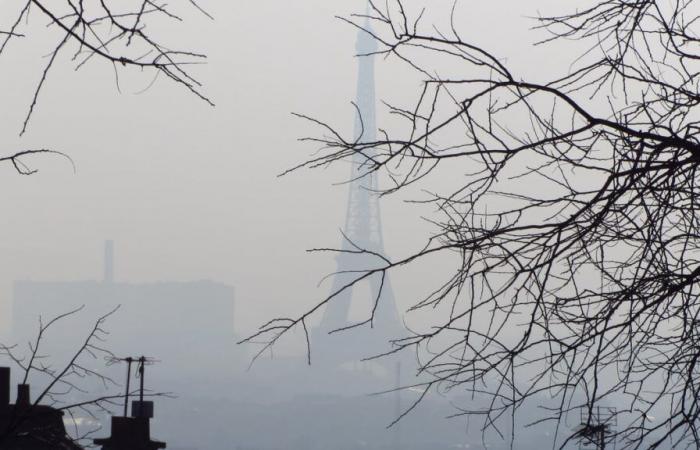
248, 1, 700, 448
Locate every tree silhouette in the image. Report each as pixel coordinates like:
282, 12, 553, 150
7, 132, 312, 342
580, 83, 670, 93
249, 1, 700, 448
0, 0, 212, 174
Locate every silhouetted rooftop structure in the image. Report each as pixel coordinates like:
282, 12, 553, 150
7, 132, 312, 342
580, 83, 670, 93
0, 367, 82, 450
93, 360, 166, 450
94, 412, 166, 450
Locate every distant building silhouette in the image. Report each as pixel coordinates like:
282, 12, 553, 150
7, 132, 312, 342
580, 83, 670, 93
8, 241, 241, 449
104, 239, 115, 284
12, 240, 238, 388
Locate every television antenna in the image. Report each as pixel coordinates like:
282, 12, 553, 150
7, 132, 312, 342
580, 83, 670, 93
107, 355, 158, 417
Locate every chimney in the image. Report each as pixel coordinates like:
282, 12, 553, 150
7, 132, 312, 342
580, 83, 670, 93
104, 240, 114, 283
16, 384, 30, 407
131, 400, 154, 419
0, 367, 9, 408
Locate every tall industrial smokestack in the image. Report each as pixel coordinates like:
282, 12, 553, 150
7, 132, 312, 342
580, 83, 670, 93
104, 240, 114, 283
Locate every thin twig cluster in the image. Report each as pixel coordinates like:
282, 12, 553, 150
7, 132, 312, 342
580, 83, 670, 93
0, 0, 212, 174
246, 1, 700, 448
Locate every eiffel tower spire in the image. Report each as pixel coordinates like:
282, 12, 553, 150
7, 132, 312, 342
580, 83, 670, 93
315, 13, 403, 357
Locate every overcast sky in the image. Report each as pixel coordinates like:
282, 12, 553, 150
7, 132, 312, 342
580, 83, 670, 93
0, 0, 571, 341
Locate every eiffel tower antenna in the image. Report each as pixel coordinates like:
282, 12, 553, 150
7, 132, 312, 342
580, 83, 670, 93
314, 6, 403, 361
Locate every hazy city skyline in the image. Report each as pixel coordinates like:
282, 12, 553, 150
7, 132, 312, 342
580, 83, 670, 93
3, 0, 692, 449
0, 0, 568, 341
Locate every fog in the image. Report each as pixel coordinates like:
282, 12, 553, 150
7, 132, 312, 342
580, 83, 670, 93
0, 1, 603, 449
0, 0, 573, 336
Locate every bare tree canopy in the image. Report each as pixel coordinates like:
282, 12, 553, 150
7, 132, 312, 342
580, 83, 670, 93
248, 1, 700, 448
0, 0, 211, 173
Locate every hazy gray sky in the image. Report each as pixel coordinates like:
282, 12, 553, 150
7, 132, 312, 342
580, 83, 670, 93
0, 0, 571, 340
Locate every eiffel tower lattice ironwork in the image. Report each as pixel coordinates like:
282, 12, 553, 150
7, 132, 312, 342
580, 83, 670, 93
314, 15, 404, 363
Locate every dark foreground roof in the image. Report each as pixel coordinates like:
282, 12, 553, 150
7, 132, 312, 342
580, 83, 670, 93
0, 404, 82, 450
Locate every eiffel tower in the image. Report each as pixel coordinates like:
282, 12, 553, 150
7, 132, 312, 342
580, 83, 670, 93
313, 11, 404, 367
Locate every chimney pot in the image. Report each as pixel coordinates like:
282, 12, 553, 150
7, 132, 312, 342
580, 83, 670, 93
132, 400, 154, 418
17, 384, 30, 407
0, 367, 9, 408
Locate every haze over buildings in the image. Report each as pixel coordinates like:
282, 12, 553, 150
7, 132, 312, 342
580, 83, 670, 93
0, 0, 591, 449
13, 240, 239, 379
0, 0, 557, 341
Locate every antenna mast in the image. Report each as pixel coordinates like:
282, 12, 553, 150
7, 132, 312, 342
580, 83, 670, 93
108, 355, 157, 417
